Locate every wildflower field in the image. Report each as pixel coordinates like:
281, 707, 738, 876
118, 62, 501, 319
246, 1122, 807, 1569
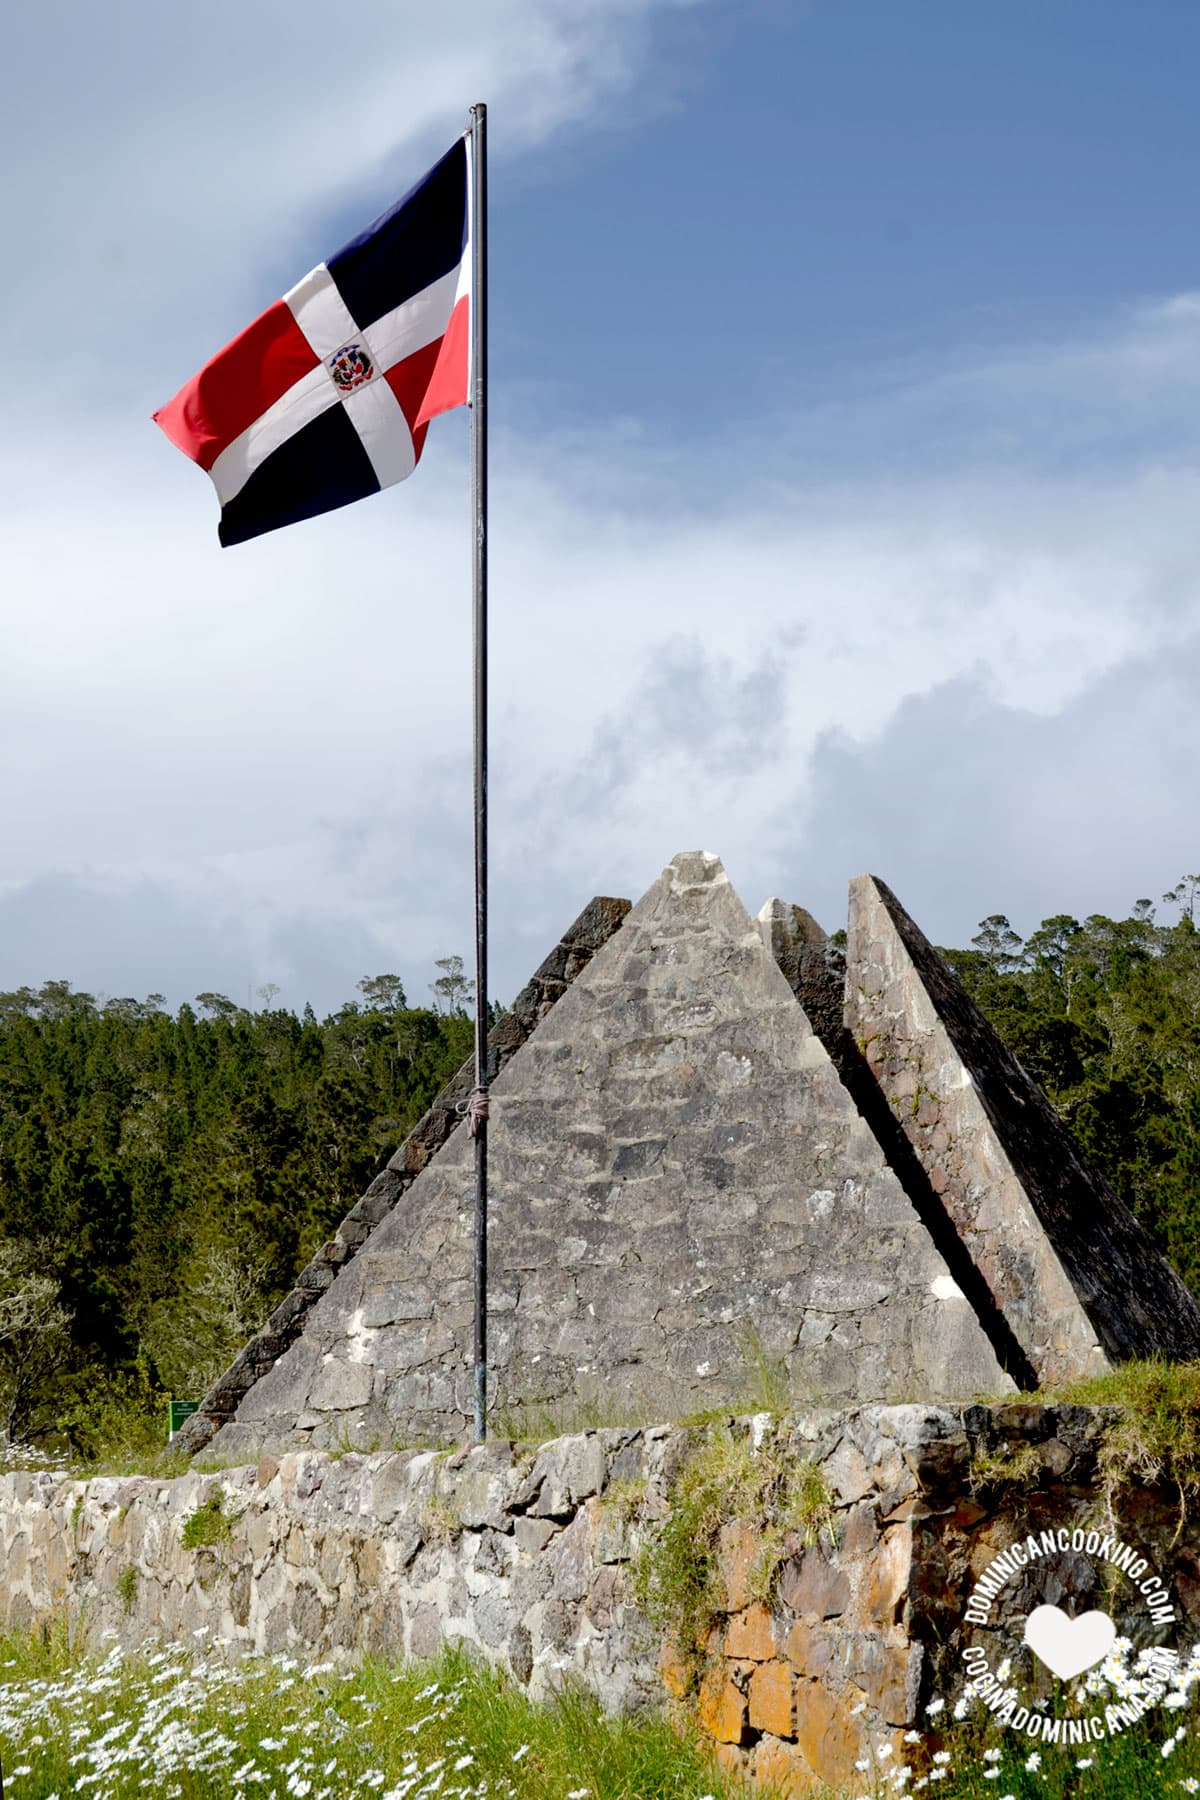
0, 1630, 736, 1800
853, 1639, 1200, 1800
5, 1629, 1200, 1800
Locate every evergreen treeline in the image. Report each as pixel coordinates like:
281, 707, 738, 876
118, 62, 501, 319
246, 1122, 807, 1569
942, 876, 1200, 1298
5, 879, 1200, 1453
0, 967, 474, 1450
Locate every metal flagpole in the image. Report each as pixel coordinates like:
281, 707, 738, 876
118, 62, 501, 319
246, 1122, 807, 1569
469, 102, 489, 1443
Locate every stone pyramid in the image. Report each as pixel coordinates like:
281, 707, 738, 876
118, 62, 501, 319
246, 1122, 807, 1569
180, 852, 1200, 1459
845, 874, 1200, 1382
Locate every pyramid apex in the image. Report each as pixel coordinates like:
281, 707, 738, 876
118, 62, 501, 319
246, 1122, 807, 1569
756, 896, 827, 946
664, 850, 730, 889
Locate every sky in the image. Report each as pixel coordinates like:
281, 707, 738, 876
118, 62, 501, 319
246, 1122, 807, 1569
4, 0, 1200, 1015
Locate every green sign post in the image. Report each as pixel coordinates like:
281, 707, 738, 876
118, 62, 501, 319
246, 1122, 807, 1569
168, 1399, 199, 1441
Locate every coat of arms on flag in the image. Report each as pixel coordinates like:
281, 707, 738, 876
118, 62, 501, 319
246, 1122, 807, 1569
328, 343, 375, 392
154, 137, 471, 547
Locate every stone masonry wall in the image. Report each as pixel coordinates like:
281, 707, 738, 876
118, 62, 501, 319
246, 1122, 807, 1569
5, 1406, 1198, 1794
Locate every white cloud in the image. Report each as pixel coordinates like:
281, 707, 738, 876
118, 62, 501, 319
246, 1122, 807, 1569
793, 646, 1200, 949
0, 0, 700, 376
5, 3, 1200, 1010
6, 292, 1200, 1008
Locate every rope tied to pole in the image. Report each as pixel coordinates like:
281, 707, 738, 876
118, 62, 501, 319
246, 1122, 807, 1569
457, 1086, 490, 1139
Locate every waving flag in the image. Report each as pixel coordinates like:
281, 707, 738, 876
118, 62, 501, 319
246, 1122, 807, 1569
155, 138, 470, 547
158, 105, 499, 1449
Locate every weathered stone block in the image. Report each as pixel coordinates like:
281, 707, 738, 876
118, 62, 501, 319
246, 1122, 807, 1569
658, 1636, 691, 1699
782, 1616, 835, 1676
360, 1285, 434, 1328
307, 1361, 374, 1412
726, 1602, 776, 1661
717, 1521, 759, 1613
748, 1660, 794, 1735
857, 1527, 911, 1625
531, 1435, 607, 1517
778, 1548, 851, 1620
698, 1666, 750, 1744
793, 1680, 864, 1790
848, 1634, 921, 1726
513, 1516, 559, 1555
753, 1733, 817, 1797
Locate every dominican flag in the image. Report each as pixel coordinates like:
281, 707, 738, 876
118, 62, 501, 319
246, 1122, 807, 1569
155, 138, 470, 547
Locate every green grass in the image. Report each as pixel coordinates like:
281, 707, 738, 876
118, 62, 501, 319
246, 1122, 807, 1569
0, 1629, 752, 1799
491, 1394, 656, 1444
1058, 1358, 1200, 1527
180, 1491, 234, 1550
968, 1438, 1045, 1496
632, 1421, 833, 1680
115, 1564, 138, 1615
860, 1725, 1200, 1799
730, 1326, 795, 1416
932, 1358, 1200, 1530
4, 1622, 1200, 1799
420, 1493, 464, 1545
865, 1653, 1200, 1800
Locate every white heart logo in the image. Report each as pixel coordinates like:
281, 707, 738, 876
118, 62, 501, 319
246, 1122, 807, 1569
1023, 1605, 1117, 1681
